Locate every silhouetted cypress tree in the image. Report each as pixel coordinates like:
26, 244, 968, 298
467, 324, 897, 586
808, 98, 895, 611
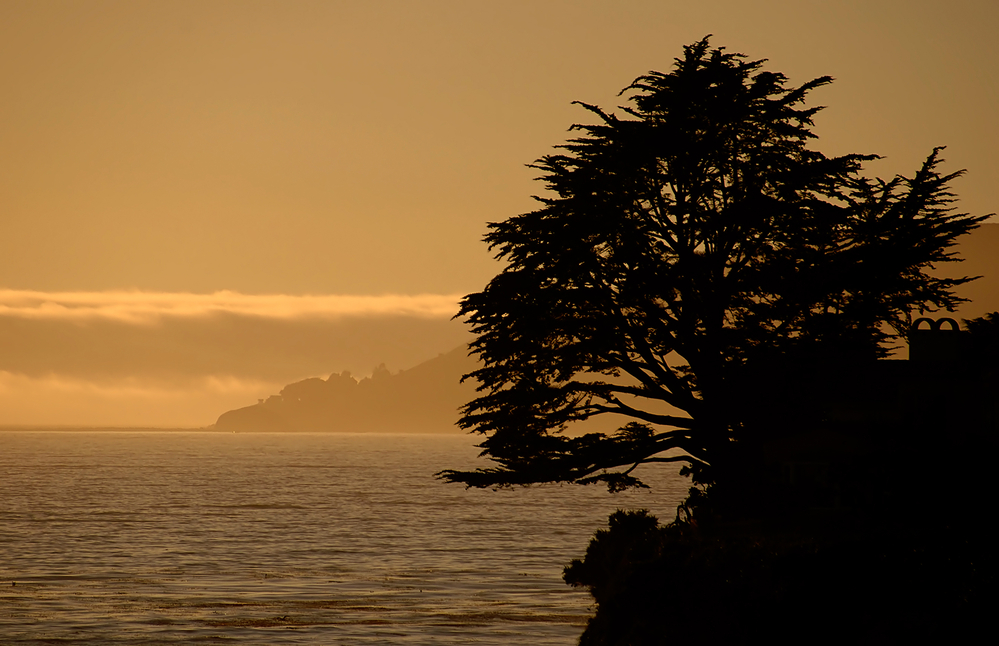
438, 38, 987, 497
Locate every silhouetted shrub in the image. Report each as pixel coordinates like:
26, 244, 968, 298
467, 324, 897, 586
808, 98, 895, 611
566, 508, 995, 645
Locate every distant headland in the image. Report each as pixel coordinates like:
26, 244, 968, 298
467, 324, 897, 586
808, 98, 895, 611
213, 345, 477, 433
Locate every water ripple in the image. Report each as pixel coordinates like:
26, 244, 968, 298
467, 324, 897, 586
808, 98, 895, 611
0, 430, 686, 644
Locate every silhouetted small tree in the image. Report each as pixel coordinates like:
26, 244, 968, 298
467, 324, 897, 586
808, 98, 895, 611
438, 38, 986, 501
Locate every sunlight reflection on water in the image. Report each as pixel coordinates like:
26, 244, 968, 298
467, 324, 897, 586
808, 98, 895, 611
0, 431, 687, 644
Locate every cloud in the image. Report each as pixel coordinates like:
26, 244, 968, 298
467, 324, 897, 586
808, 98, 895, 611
0, 292, 473, 425
0, 372, 283, 427
0, 290, 463, 324
0, 312, 470, 382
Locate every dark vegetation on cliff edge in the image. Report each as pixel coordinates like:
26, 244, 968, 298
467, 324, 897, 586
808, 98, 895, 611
563, 315, 999, 644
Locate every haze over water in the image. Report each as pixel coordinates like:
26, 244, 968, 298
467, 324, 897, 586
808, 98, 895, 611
1, 430, 687, 644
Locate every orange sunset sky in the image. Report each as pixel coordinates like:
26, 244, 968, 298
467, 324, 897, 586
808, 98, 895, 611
0, 0, 996, 426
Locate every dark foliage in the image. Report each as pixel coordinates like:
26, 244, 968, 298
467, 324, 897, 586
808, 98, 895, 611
564, 314, 999, 644
563, 506, 995, 645
438, 37, 987, 493
963, 311, 999, 369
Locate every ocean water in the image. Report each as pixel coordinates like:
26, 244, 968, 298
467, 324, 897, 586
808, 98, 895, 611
0, 430, 687, 645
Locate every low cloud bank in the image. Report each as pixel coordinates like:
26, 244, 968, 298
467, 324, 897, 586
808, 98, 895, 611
0, 314, 469, 382
0, 291, 471, 426
0, 372, 283, 427
0, 290, 463, 323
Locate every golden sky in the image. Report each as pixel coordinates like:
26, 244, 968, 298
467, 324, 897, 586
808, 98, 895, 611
0, 1, 996, 426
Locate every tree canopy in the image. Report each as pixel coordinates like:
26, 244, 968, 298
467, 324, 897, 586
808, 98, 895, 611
438, 38, 986, 494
